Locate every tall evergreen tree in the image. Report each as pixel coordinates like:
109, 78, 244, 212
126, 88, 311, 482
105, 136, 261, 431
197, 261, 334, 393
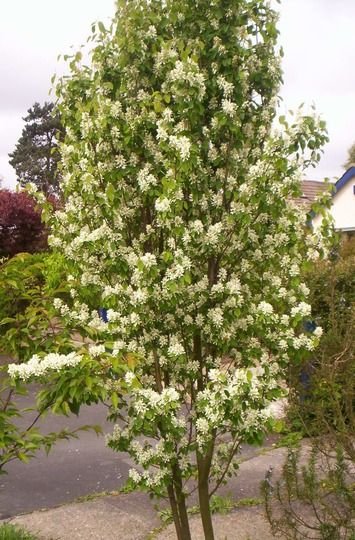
9, 102, 64, 195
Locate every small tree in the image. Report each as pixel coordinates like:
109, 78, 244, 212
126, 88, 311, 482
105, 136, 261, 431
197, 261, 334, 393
343, 142, 355, 169
0, 190, 48, 257
9, 1, 331, 538
8, 102, 64, 195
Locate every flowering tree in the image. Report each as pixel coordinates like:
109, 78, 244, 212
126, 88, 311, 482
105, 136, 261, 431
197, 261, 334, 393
9, 0, 332, 538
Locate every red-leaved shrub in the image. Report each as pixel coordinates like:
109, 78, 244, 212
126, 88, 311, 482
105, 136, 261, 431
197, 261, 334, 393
0, 190, 48, 257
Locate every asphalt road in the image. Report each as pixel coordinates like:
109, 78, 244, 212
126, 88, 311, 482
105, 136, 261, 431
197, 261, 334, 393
0, 389, 132, 519
0, 360, 279, 520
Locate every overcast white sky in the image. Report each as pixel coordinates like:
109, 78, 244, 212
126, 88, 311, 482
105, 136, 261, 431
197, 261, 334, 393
1, 0, 354, 189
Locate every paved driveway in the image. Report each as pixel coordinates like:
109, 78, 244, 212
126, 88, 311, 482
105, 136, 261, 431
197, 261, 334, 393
0, 388, 131, 519
0, 355, 279, 520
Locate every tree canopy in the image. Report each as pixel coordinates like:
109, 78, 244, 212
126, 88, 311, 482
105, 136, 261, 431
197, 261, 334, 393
9, 1, 332, 538
8, 102, 64, 195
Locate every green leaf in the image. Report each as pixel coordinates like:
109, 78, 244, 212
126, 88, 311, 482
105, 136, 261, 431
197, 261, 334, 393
154, 100, 162, 113
106, 183, 115, 203
111, 392, 119, 409
98, 21, 106, 33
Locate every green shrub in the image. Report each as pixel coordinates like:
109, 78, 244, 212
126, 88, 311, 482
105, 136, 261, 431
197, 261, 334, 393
287, 236, 355, 437
307, 235, 355, 333
0, 252, 95, 474
0, 251, 70, 362
263, 445, 355, 540
263, 237, 355, 539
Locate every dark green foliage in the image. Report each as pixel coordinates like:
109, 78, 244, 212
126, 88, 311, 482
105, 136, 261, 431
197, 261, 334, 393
263, 238, 355, 539
8, 102, 64, 195
307, 236, 355, 334
288, 236, 355, 438
0, 368, 96, 474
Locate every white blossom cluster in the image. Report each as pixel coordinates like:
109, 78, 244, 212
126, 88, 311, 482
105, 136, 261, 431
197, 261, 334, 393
8, 352, 82, 380
23, 0, 332, 500
194, 365, 279, 449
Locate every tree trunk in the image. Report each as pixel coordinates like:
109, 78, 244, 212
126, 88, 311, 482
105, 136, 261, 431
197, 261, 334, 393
198, 477, 215, 540
197, 441, 215, 540
168, 484, 184, 540
173, 464, 192, 540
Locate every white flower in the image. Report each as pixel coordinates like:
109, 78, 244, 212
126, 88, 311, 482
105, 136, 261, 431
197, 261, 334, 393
217, 76, 234, 97
307, 248, 320, 261
222, 99, 237, 117
290, 302, 311, 318
208, 369, 223, 382
124, 372, 135, 386
257, 301, 274, 315
278, 339, 288, 351
137, 165, 158, 192
191, 220, 204, 234
112, 340, 126, 355
208, 307, 224, 328
226, 277, 241, 295
162, 387, 180, 403
53, 298, 63, 310
278, 288, 288, 298
168, 337, 185, 357
147, 25, 157, 38
196, 417, 209, 434
140, 253, 157, 268
89, 344, 105, 357
169, 135, 191, 161
313, 326, 323, 338
289, 263, 300, 277
299, 283, 310, 297
206, 222, 223, 246
155, 197, 171, 213
107, 309, 121, 322
132, 289, 147, 305
128, 469, 141, 484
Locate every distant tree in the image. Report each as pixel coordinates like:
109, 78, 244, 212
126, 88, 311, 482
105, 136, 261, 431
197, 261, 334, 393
0, 190, 48, 257
8, 102, 64, 195
343, 142, 355, 169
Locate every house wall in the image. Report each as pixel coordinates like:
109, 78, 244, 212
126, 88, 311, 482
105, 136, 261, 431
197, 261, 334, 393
313, 175, 355, 231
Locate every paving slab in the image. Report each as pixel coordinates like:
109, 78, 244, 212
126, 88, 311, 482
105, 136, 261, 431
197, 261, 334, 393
6, 447, 288, 540
10, 492, 161, 540
156, 507, 276, 540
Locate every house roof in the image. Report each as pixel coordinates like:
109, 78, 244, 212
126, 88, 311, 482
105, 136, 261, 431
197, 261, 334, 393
294, 167, 355, 210
294, 180, 329, 210
334, 166, 355, 193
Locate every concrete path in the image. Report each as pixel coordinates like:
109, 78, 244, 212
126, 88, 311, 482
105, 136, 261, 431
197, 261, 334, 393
156, 508, 276, 540
10, 492, 161, 540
